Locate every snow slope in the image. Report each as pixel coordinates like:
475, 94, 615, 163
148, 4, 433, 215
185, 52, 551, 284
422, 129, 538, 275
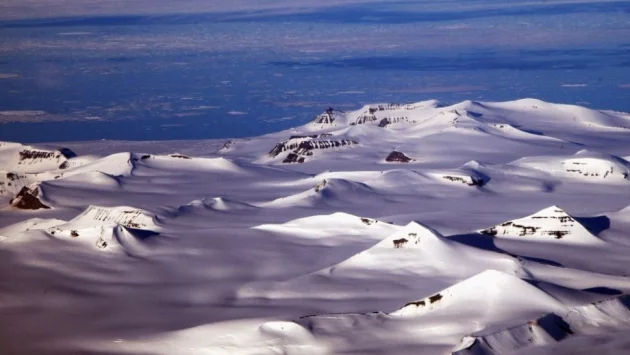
480, 205, 604, 244
1, 98, 630, 355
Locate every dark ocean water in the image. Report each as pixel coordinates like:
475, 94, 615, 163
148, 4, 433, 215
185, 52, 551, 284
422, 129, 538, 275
1, 1, 629, 143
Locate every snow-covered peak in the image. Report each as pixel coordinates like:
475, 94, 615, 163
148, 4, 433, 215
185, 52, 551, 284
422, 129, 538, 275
42, 205, 161, 254
9, 182, 50, 210
68, 205, 160, 230
46, 222, 156, 255
391, 270, 564, 319
561, 150, 630, 181
480, 206, 603, 244
0, 141, 77, 173
260, 178, 376, 208
452, 294, 630, 355
375, 221, 444, 249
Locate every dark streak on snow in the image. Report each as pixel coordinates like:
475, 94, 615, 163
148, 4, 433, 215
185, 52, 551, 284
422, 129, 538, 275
170, 154, 191, 159
360, 218, 377, 225
429, 293, 443, 303
393, 238, 408, 248
405, 300, 426, 307
403, 293, 443, 308
442, 175, 485, 187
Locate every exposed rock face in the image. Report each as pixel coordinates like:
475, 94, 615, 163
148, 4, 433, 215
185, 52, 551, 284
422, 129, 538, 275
310, 104, 427, 129
57, 148, 77, 159
313, 180, 328, 192
293, 139, 357, 153
219, 139, 235, 152
386, 151, 413, 163
284, 139, 358, 163
479, 206, 602, 244
18, 150, 54, 161
402, 292, 444, 308
351, 112, 377, 125
370, 103, 430, 112
360, 217, 377, 225
269, 134, 332, 158
0, 172, 36, 197
442, 175, 485, 186
270, 134, 358, 164
378, 116, 410, 128
96, 237, 108, 249
9, 185, 50, 210
18, 147, 76, 162
393, 238, 408, 248
311, 108, 336, 124
283, 153, 305, 164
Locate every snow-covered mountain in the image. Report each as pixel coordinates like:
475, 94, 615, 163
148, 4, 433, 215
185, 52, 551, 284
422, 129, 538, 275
479, 205, 604, 244
2, 98, 630, 355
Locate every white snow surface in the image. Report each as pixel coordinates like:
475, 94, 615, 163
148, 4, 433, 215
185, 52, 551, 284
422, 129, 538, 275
2, 98, 630, 354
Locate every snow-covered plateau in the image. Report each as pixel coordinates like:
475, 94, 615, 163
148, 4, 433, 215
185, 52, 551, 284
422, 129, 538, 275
2, 98, 630, 354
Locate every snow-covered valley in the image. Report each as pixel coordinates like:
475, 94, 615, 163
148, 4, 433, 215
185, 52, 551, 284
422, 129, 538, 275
2, 98, 630, 354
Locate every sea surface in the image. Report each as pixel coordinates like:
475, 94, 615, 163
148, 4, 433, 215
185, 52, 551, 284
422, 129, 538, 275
1, 0, 629, 143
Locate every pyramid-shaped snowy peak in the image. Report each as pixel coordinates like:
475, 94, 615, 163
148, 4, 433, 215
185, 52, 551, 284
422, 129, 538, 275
479, 206, 603, 244
390, 270, 564, 319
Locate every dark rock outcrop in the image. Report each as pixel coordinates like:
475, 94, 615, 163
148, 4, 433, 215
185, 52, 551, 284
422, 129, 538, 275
18, 147, 76, 162
386, 151, 413, 163
9, 185, 50, 210
393, 238, 408, 248
58, 148, 77, 159
294, 139, 356, 154
269, 134, 332, 158
442, 175, 486, 187
283, 153, 305, 164
378, 116, 410, 128
311, 108, 336, 124
219, 140, 235, 152
371, 103, 426, 111
0, 172, 32, 196
351, 113, 377, 125
360, 217, 377, 225
314, 180, 328, 192
270, 135, 358, 164
19, 150, 56, 161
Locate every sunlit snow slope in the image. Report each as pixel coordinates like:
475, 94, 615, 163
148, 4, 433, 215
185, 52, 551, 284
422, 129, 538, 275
2, 99, 630, 355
